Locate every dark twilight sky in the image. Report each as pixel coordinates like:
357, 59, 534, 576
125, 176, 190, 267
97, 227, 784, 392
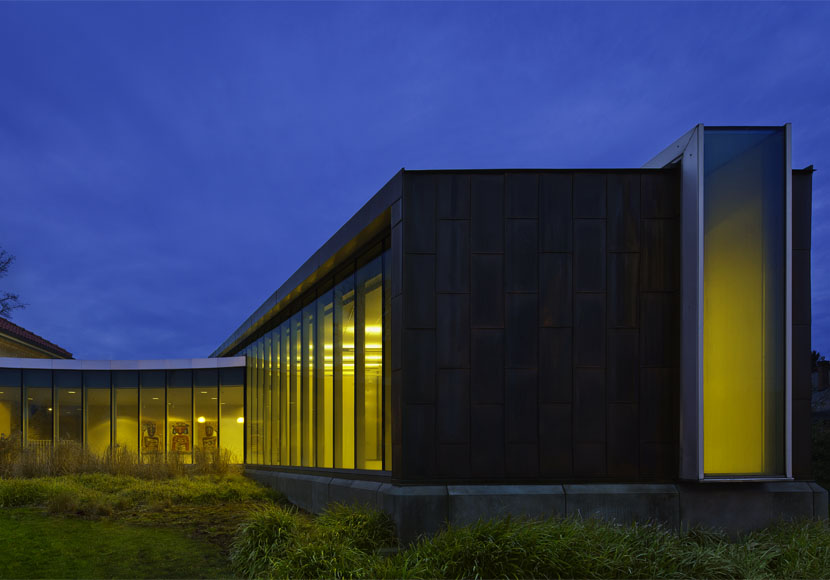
1, 2, 828, 360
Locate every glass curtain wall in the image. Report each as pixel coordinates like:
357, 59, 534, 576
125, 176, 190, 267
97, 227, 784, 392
0, 366, 245, 461
702, 127, 787, 476
240, 247, 390, 472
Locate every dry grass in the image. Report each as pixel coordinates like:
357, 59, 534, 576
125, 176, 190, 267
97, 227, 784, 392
0, 439, 238, 480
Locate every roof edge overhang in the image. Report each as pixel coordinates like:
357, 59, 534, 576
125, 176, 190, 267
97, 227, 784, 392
210, 169, 404, 358
0, 356, 246, 371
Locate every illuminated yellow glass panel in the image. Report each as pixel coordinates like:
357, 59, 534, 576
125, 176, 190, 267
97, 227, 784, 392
317, 291, 334, 468
703, 128, 786, 476
335, 275, 356, 469
302, 304, 315, 467
219, 368, 245, 463
357, 257, 383, 470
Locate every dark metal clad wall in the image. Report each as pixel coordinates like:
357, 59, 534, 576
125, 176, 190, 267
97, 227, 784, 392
792, 169, 813, 479
393, 169, 683, 483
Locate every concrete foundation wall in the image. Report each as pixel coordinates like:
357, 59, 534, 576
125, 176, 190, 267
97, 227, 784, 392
246, 468, 828, 542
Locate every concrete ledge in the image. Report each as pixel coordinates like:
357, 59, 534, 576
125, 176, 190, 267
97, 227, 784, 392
564, 483, 679, 528
244, 468, 828, 542
448, 485, 565, 527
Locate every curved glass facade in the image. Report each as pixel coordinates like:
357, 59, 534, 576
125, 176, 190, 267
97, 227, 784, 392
239, 245, 391, 471
0, 364, 245, 462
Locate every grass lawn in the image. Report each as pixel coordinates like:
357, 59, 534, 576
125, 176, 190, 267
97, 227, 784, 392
0, 508, 235, 579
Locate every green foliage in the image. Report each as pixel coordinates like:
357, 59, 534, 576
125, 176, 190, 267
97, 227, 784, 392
0, 473, 275, 515
0, 508, 234, 579
230, 505, 306, 579
229, 507, 830, 580
315, 502, 397, 552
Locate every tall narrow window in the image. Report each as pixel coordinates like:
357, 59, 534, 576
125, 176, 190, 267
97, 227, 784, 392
55, 371, 82, 444
219, 367, 245, 463
703, 127, 787, 476
269, 329, 280, 466
356, 257, 383, 470
280, 321, 290, 464
290, 312, 302, 465
115, 371, 139, 455
302, 302, 316, 467
246, 345, 256, 464
167, 370, 193, 464
85, 371, 111, 456
0, 369, 22, 444
140, 371, 165, 462
317, 290, 334, 468
383, 251, 392, 471
263, 334, 272, 465
24, 370, 52, 449
194, 369, 218, 458
334, 274, 356, 469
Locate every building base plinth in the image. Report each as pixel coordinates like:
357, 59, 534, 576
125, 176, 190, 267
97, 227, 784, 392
245, 468, 828, 542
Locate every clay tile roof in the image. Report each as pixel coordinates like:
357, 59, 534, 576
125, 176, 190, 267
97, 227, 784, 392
0, 317, 73, 359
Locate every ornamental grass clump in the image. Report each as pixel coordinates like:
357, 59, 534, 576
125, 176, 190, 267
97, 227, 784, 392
230, 505, 306, 579
315, 502, 397, 553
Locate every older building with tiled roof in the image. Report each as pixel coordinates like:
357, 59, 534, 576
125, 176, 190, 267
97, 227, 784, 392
0, 317, 72, 359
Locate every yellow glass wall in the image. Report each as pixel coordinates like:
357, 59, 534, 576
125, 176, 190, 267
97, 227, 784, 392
703, 128, 786, 476
239, 247, 390, 471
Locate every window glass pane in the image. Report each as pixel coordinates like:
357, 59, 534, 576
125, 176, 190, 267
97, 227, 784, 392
194, 369, 218, 455
280, 321, 290, 464
263, 334, 272, 465
26, 387, 52, 447
140, 369, 165, 461
115, 371, 140, 455
302, 303, 315, 467
335, 274, 355, 469
168, 370, 192, 464
25, 370, 52, 448
357, 257, 383, 470
246, 345, 255, 464
383, 250, 391, 471
270, 330, 280, 466
84, 371, 111, 457
55, 371, 82, 444
317, 290, 334, 468
290, 311, 302, 465
703, 127, 786, 476
0, 369, 22, 445
219, 368, 244, 463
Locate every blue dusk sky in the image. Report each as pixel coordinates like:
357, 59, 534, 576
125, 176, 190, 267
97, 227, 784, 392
0, 2, 828, 360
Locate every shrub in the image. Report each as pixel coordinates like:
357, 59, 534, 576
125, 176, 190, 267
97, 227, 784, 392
230, 505, 305, 579
315, 503, 397, 553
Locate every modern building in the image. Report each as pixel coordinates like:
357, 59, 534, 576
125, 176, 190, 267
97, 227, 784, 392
0, 125, 825, 539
